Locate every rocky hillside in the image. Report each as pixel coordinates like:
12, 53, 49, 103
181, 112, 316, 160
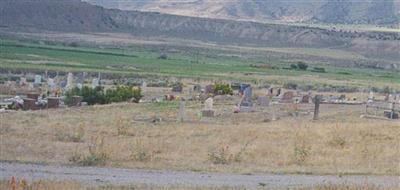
84, 0, 400, 26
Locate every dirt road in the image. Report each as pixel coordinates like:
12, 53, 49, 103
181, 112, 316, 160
0, 162, 398, 189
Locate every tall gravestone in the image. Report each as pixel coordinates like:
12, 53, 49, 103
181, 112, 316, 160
202, 97, 214, 117
92, 78, 99, 88
177, 100, 186, 122
34, 75, 42, 84
240, 86, 253, 112
66, 72, 74, 90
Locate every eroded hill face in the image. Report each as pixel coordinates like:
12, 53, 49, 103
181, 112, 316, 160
83, 0, 400, 26
1, 0, 399, 67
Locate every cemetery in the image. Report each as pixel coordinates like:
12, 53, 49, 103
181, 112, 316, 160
1, 71, 399, 121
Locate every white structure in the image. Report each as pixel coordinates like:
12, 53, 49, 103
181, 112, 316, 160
66, 72, 74, 89
34, 75, 42, 84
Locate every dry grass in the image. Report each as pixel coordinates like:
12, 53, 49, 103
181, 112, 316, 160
0, 96, 399, 175
0, 179, 394, 190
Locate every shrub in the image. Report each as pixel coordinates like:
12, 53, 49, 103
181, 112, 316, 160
105, 86, 142, 103
130, 139, 158, 162
65, 86, 105, 105
283, 82, 298, 90
214, 83, 233, 95
64, 85, 142, 105
158, 54, 168, 60
290, 64, 298, 70
297, 62, 308, 70
69, 136, 109, 166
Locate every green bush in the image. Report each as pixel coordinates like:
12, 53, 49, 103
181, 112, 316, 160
65, 86, 106, 105
214, 83, 233, 95
106, 86, 142, 103
65, 85, 142, 105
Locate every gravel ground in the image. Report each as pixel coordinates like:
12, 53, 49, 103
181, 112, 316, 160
0, 162, 399, 189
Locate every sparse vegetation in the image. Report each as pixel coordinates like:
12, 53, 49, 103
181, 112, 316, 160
55, 123, 85, 143
69, 136, 109, 166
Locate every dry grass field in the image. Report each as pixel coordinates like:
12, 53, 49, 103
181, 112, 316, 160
0, 180, 393, 190
1, 90, 399, 176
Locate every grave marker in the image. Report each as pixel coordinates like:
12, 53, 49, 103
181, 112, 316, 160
280, 91, 294, 103
177, 100, 186, 122
257, 96, 269, 107
66, 72, 74, 89
202, 97, 214, 117
34, 75, 42, 84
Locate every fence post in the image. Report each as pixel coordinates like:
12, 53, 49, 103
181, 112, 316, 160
313, 95, 321, 120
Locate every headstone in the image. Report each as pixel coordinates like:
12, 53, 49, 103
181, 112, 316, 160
172, 84, 183, 93
204, 97, 213, 110
20, 77, 27, 86
280, 91, 294, 103
240, 86, 253, 107
193, 84, 202, 93
47, 97, 60, 108
47, 78, 56, 89
388, 94, 395, 103
69, 96, 82, 107
76, 83, 83, 89
66, 72, 74, 89
239, 84, 251, 95
268, 88, 274, 97
276, 88, 282, 97
92, 78, 99, 88
204, 85, 214, 95
27, 93, 40, 101
368, 91, 374, 103
339, 94, 346, 101
177, 100, 186, 122
142, 81, 147, 88
34, 75, 42, 84
23, 98, 37, 110
240, 86, 253, 112
301, 95, 311, 104
257, 96, 269, 107
202, 97, 214, 117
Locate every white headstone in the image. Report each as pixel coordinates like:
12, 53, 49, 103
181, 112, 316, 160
77, 83, 83, 90
34, 75, 42, 84
66, 72, 74, 89
47, 78, 55, 89
92, 78, 99, 88
204, 98, 213, 110
368, 91, 374, 103
20, 77, 27, 85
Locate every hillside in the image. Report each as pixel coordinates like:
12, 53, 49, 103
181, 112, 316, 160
84, 0, 400, 26
1, 0, 399, 64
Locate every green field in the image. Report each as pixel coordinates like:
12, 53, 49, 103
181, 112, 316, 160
1, 38, 399, 91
